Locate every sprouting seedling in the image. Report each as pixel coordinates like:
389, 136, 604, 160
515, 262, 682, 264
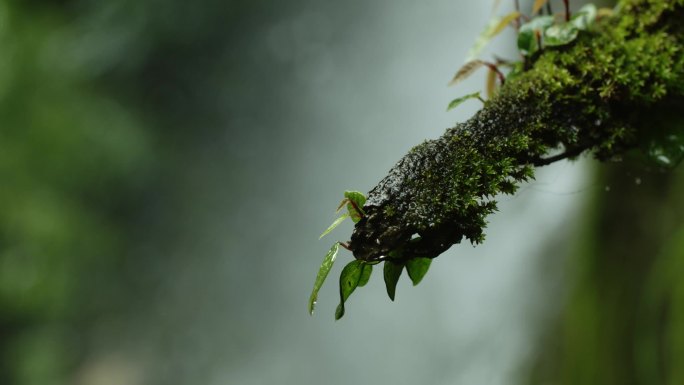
517, 15, 555, 55
464, 0, 606, 81
449, 2, 531, 108
449, 60, 506, 88
318, 191, 366, 239
447, 60, 506, 111
518, 4, 598, 55
454, 0, 601, 96
311, 190, 374, 320
311, 190, 436, 320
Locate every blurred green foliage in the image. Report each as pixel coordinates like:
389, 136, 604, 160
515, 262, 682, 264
527, 163, 684, 385
0, 1, 151, 383
0, 0, 276, 383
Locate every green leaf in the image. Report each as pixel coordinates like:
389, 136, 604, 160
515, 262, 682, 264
449, 60, 484, 87
336, 198, 348, 212
344, 191, 366, 223
335, 260, 364, 320
344, 191, 366, 206
517, 29, 536, 56
517, 16, 554, 55
357, 263, 373, 287
544, 22, 579, 47
464, 12, 520, 63
334, 304, 344, 320
571, 4, 597, 30
383, 261, 404, 301
405, 257, 432, 286
319, 213, 349, 239
490, 11, 521, 37
308, 243, 340, 315
447, 92, 482, 111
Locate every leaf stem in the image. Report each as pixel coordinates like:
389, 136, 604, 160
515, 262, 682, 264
347, 200, 365, 220
482, 61, 506, 86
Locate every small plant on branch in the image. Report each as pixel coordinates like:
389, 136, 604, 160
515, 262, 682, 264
309, 0, 684, 320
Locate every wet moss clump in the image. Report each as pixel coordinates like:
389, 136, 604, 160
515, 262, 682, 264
350, 0, 684, 263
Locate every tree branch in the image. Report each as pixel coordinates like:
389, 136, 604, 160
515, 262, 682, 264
349, 0, 684, 263
530, 145, 589, 167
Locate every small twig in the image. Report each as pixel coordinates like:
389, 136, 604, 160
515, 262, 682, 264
531, 146, 587, 166
546, 1, 553, 16
563, 0, 570, 21
514, 0, 521, 30
482, 61, 506, 86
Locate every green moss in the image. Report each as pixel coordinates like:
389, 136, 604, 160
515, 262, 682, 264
349, 0, 684, 263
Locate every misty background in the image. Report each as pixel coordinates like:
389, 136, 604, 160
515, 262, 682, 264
3, 0, 648, 384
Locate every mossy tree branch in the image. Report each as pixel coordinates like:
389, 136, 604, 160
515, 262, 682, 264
349, 0, 684, 263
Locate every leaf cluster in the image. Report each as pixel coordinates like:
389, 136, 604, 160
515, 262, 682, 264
448, 4, 604, 111
311, 193, 437, 319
